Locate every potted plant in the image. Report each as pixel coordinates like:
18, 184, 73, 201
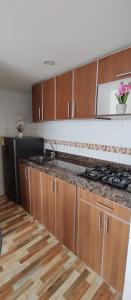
115, 82, 131, 114
17, 114, 24, 138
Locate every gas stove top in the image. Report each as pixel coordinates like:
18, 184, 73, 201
78, 165, 131, 193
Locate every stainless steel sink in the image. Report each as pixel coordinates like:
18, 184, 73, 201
29, 155, 54, 164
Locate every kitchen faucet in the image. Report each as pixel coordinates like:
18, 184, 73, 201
49, 142, 55, 159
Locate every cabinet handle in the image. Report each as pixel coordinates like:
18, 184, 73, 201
99, 212, 103, 231
51, 178, 54, 193
25, 168, 27, 179
55, 181, 58, 193
68, 101, 70, 118
116, 71, 131, 78
72, 101, 75, 119
38, 107, 41, 120
96, 201, 113, 211
104, 216, 110, 235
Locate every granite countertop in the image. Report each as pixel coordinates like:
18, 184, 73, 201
20, 154, 131, 209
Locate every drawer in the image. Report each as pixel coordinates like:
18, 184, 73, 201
78, 188, 131, 223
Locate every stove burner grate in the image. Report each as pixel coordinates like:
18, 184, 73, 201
78, 165, 131, 192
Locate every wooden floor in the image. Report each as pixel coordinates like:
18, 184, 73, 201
0, 195, 121, 300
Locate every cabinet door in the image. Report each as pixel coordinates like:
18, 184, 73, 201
56, 71, 73, 119
74, 61, 97, 118
41, 173, 55, 235
29, 168, 42, 222
55, 179, 76, 251
32, 83, 43, 122
102, 214, 129, 293
43, 79, 55, 120
19, 164, 30, 213
98, 47, 131, 84
77, 200, 103, 274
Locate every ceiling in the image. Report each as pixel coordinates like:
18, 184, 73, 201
0, 0, 131, 94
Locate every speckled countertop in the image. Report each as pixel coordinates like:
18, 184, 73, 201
20, 152, 131, 209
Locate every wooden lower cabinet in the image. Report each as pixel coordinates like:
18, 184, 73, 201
102, 214, 130, 293
77, 188, 130, 294
19, 165, 130, 294
77, 200, 103, 274
55, 179, 76, 252
29, 167, 42, 223
41, 173, 55, 235
19, 163, 30, 213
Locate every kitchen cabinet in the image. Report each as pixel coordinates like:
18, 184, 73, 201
32, 47, 131, 121
32, 82, 43, 122
77, 188, 130, 294
41, 173, 55, 235
43, 78, 55, 120
56, 71, 73, 119
29, 167, 42, 222
74, 61, 97, 118
19, 163, 30, 213
55, 179, 76, 252
19, 161, 130, 294
77, 199, 103, 274
98, 47, 131, 84
102, 214, 129, 293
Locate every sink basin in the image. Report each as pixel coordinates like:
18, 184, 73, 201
29, 155, 54, 164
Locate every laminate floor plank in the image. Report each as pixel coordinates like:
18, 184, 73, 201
0, 196, 122, 300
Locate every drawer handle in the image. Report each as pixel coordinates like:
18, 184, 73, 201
116, 71, 131, 78
96, 201, 113, 211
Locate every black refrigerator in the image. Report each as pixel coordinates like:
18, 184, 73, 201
2, 137, 44, 203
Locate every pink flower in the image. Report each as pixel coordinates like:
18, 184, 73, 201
118, 82, 131, 96
126, 84, 131, 92
118, 82, 126, 96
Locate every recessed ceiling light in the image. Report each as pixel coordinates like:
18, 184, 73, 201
43, 59, 55, 66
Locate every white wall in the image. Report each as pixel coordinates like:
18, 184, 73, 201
0, 89, 31, 195
26, 119, 131, 165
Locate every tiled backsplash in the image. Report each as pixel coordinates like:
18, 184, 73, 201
44, 138, 131, 155
26, 119, 131, 165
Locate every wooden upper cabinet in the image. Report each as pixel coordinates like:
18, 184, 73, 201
43, 79, 55, 121
98, 47, 131, 84
19, 163, 30, 213
74, 61, 97, 118
77, 199, 103, 274
41, 173, 55, 235
56, 71, 73, 119
32, 83, 43, 122
29, 167, 42, 223
102, 214, 130, 293
55, 179, 76, 252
